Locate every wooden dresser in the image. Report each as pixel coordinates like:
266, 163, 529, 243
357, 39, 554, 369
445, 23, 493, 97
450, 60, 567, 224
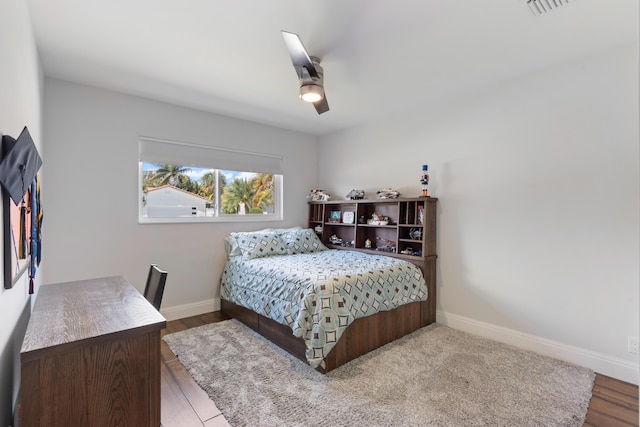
20, 276, 166, 427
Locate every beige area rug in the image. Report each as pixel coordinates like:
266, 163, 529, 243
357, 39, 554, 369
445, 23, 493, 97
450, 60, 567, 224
163, 319, 594, 427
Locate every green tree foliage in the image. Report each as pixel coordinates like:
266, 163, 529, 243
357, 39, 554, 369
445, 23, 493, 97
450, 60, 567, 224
198, 171, 215, 199
143, 164, 194, 191
220, 173, 275, 215
221, 178, 254, 214
197, 171, 227, 200
152, 164, 192, 189
142, 170, 157, 191
252, 173, 275, 210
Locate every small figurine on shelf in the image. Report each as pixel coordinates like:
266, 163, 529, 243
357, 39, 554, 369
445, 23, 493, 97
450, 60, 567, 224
377, 188, 401, 199
375, 237, 396, 252
346, 189, 365, 200
329, 234, 343, 245
307, 189, 331, 201
365, 238, 372, 249
420, 165, 430, 197
409, 227, 422, 240
367, 212, 389, 225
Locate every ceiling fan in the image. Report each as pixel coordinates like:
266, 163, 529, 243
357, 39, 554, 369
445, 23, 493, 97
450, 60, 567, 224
281, 30, 329, 115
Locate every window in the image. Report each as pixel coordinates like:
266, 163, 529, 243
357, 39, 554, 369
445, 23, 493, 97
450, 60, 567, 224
139, 137, 283, 223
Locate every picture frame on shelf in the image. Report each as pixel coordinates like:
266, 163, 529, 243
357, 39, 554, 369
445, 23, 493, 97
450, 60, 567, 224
342, 211, 355, 224
329, 210, 342, 223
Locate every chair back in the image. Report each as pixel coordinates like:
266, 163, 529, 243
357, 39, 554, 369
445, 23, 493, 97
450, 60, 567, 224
144, 264, 167, 311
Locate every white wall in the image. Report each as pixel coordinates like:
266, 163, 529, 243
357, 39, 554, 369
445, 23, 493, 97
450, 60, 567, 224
318, 45, 639, 383
42, 79, 318, 319
0, 0, 43, 423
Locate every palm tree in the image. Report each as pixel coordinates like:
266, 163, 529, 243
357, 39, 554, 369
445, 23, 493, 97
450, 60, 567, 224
251, 173, 275, 211
221, 178, 255, 214
142, 170, 158, 190
153, 164, 192, 189
196, 171, 227, 200
199, 171, 215, 199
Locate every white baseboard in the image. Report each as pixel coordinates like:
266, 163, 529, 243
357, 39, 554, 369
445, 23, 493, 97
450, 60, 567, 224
437, 310, 639, 385
160, 298, 221, 321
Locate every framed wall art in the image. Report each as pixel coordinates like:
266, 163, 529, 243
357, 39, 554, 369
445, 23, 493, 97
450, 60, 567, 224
3, 186, 31, 289
0, 127, 42, 291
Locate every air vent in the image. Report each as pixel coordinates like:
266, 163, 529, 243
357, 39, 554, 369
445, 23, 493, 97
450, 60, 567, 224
526, 0, 572, 15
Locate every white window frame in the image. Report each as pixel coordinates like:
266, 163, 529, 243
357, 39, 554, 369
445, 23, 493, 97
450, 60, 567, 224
138, 136, 283, 224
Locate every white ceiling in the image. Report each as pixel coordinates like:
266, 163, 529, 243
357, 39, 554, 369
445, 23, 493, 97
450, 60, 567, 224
26, 0, 637, 136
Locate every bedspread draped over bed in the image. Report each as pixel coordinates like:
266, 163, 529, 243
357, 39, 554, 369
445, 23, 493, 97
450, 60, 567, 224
220, 250, 428, 368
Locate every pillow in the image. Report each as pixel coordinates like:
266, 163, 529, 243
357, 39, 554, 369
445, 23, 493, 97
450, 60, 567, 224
260, 226, 303, 234
282, 228, 328, 254
223, 236, 242, 257
231, 231, 288, 259
224, 226, 302, 257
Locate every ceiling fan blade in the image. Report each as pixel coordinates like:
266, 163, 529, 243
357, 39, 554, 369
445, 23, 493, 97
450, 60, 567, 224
282, 30, 329, 115
281, 31, 319, 79
313, 96, 330, 114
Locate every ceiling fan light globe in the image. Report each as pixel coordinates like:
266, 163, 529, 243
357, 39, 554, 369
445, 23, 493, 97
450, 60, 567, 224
299, 84, 324, 103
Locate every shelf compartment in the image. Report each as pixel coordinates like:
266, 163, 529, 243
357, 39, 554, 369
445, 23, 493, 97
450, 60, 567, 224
323, 222, 356, 247
398, 225, 423, 242
357, 202, 399, 225
397, 239, 423, 256
399, 200, 426, 225
309, 203, 325, 223
357, 226, 398, 253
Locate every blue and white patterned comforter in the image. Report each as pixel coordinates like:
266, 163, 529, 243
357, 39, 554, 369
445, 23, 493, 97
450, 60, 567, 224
220, 250, 427, 368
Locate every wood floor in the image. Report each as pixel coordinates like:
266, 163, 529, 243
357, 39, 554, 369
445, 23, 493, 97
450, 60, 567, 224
161, 311, 232, 427
161, 312, 639, 427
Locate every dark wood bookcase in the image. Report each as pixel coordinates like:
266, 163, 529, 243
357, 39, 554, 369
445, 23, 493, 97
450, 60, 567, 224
308, 197, 437, 263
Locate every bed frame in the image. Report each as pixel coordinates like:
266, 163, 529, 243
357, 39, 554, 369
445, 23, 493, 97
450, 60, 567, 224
221, 255, 436, 373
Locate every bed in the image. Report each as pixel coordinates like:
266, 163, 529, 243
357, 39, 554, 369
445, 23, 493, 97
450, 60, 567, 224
220, 227, 436, 372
